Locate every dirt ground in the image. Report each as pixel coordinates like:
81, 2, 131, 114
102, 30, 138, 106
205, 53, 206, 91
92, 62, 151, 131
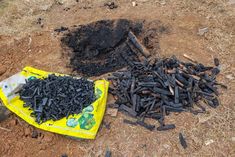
0, 0, 234, 157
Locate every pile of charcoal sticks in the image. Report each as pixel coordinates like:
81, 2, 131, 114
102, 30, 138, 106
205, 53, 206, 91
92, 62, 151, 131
19, 75, 95, 124
109, 56, 225, 131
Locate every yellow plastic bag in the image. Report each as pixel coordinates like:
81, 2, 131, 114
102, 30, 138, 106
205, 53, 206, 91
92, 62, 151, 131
0, 66, 109, 139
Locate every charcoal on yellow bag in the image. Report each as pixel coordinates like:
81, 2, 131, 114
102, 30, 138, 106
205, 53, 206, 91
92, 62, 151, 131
0, 66, 109, 139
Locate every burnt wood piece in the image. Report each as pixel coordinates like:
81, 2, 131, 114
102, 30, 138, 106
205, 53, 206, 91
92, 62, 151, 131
175, 86, 179, 104
105, 149, 112, 157
214, 58, 220, 66
157, 124, 176, 131
110, 56, 224, 131
19, 75, 95, 124
179, 133, 187, 149
136, 120, 155, 131
128, 31, 150, 57
119, 104, 138, 117
123, 119, 137, 126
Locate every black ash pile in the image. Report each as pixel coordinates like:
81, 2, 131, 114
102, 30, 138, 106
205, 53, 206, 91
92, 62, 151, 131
61, 19, 143, 76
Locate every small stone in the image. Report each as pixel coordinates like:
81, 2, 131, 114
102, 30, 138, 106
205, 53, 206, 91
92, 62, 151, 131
24, 128, 31, 136
132, 1, 137, 6
40, 4, 52, 11
106, 108, 118, 117
198, 27, 208, 36
198, 112, 214, 123
163, 144, 170, 149
0, 106, 10, 122
9, 119, 17, 126
225, 74, 234, 80
141, 144, 147, 148
42, 133, 54, 142
219, 64, 229, 71
205, 139, 214, 145
39, 145, 47, 150
56, 0, 64, 5
160, 0, 166, 5
0, 66, 6, 76
104, 1, 118, 9
61, 154, 68, 157
103, 121, 111, 129
232, 137, 235, 142
31, 130, 38, 138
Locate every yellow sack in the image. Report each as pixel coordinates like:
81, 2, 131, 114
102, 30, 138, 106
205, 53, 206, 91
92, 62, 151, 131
0, 67, 109, 139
